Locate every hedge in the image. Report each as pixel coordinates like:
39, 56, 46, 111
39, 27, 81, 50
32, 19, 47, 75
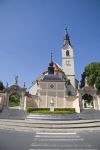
27, 108, 50, 113
54, 108, 75, 112
27, 107, 75, 113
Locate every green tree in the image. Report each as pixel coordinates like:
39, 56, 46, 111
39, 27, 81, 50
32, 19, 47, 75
0, 81, 5, 91
9, 93, 20, 107
80, 62, 100, 90
82, 94, 93, 105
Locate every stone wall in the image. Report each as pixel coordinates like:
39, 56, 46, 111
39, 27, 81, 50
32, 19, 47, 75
24, 93, 80, 113
24, 95, 38, 110
66, 96, 80, 113
0, 93, 5, 110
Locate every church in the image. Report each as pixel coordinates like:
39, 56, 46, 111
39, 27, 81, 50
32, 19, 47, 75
27, 29, 80, 113
0, 29, 100, 113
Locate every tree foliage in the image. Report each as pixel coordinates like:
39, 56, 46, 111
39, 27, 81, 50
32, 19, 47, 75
82, 94, 93, 102
80, 62, 100, 90
9, 93, 20, 107
0, 81, 5, 91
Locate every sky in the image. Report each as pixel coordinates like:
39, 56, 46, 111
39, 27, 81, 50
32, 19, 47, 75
0, 0, 100, 89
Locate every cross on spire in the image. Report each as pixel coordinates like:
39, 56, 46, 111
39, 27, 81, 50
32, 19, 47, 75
65, 27, 68, 34
51, 51, 53, 62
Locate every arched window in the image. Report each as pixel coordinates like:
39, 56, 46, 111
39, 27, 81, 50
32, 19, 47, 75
66, 50, 69, 56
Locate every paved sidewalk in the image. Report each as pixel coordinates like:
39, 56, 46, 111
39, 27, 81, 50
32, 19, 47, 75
0, 108, 27, 120
79, 109, 100, 120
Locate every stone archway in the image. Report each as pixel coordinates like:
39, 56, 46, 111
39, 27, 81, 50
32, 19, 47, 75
5, 84, 26, 110
82, 93, 93, 108
8, 92, 20, 107
79, 86, 98, 110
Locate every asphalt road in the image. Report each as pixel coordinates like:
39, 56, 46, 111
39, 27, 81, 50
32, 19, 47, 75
0, 129, 100, 150
0, 129, 34, 150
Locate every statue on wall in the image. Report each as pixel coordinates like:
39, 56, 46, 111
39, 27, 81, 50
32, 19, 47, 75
6, 82, 9, 88
23, 82, 26, 88
15, 75, 18, 85
85, 76, 88, 87
94, 83, 97, 90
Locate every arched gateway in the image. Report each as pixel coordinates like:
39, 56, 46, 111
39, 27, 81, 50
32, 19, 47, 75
79, 86, 100, 110
5, 84, 26, 109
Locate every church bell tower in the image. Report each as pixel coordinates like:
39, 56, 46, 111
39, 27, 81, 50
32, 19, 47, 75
62, 28, 75, 88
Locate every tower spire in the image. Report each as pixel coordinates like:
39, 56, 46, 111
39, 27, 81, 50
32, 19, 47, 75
64, 27, 68, 36
51, 51, 53, 62
63, 27, 71, 46
48, 51, 54, 74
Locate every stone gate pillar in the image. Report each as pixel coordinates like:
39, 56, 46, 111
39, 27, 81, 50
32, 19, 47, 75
97, 95, 100, 110
20, 91, 26, 109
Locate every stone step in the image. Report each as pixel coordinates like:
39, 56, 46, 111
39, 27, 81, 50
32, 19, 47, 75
27, 113, 80, 121
0, 119, 100, 129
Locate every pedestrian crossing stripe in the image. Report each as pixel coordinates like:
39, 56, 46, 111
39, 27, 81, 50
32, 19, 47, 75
32, 138, 84, 141
29, 148, 97, 150
29, 132, 97, 150
35, 134, 80, 138
36, 132, 77, 135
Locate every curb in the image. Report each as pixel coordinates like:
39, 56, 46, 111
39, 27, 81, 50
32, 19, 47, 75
0, 119, 100, 130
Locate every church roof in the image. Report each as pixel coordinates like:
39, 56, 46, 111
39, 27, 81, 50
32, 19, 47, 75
54, 63, 63, 72
43, 74, 61, 81
43, 62, 64, 74
30, 62, 64, 85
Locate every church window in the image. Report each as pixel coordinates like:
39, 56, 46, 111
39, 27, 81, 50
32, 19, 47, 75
66, 50, 69, 56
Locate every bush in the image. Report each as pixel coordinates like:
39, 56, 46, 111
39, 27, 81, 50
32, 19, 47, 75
27, 107, 75, 113
54, 108, 75, 112
27, 108, 50, 113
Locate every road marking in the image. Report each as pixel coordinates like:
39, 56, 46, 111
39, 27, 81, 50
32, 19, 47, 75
30, 143, 92, 147
29, 149, 97, 150
35, 134, 80, 138
29, 132, 96, 150
33, 138, 84, 141
36, 132, 77, 135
